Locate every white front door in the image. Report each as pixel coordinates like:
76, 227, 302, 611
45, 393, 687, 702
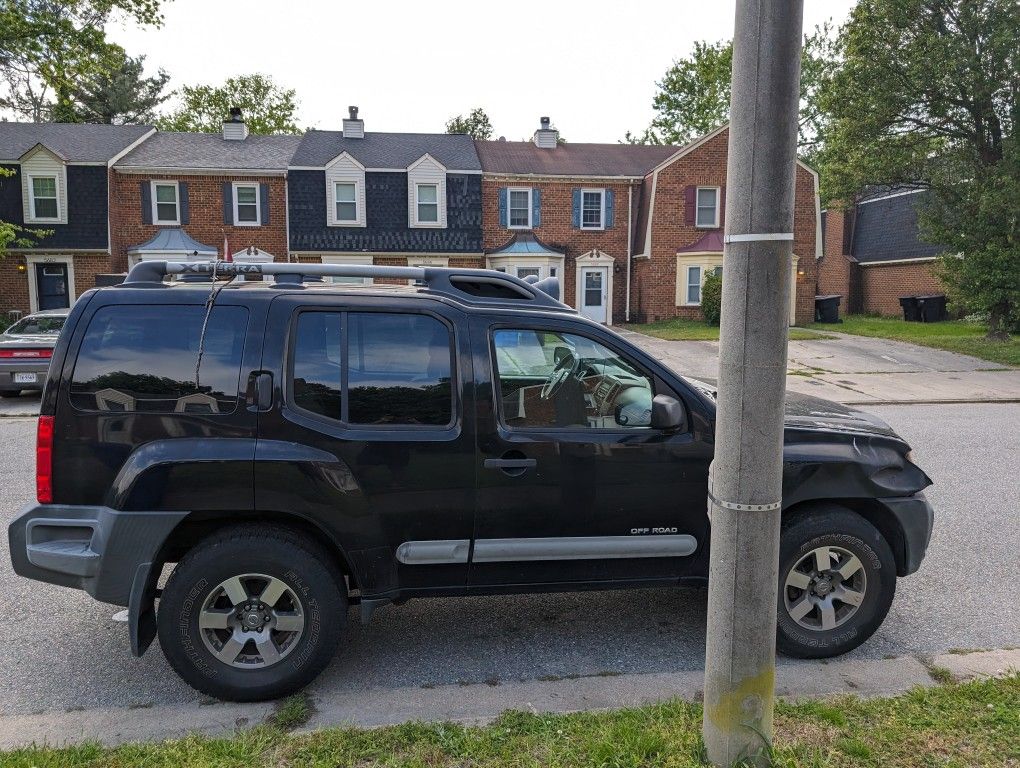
580, 266, 608, 323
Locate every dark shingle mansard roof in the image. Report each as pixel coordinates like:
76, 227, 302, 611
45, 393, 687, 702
852, 188, 946, 264
290, 131, 481, 171
475, 140, 677, 177
115, 132, 302, 171
0, 122, 153, 163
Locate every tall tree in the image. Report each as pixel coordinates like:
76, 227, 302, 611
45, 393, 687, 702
628, 25, 840, 166
68, 46, 170, 123
821, 0, 1019, 337
156, 74, 300, 135
0, 0, 164, 122
445, 107, 493, 140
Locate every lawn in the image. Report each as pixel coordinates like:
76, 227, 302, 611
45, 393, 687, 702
625, 318, 830, 342
3, 676, 1018, 767
808, 315, 1020, 367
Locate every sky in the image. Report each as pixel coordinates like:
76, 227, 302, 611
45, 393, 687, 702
105, 0, 858, 143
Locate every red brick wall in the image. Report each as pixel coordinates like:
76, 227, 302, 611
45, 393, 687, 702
109, 172, 290, 272
859, 260, 942, 316
632, 128, 819, 325
481, 177, 638, 323
0, 253, 109, 315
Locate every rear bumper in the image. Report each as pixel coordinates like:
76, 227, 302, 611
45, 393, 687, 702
0, 362, 50, 390
8, 503, 187, 605
878, 492, 935, 576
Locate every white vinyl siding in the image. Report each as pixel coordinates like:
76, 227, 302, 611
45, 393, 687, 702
508, 188, 532, 229
151, 181, 180, 224
407, 154, 447, 228
232, 182, 260, 225
325, 152, 367, 227
21, 147, 67, 224
695, 186, 720, 228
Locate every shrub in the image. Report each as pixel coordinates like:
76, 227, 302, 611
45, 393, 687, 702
701, 271, 723, 325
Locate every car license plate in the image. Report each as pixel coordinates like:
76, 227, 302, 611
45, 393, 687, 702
13, 372, 37, 384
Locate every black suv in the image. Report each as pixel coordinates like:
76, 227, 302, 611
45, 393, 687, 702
9, 261, 934, 702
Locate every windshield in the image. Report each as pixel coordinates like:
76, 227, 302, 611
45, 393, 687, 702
5, 315, 67, 335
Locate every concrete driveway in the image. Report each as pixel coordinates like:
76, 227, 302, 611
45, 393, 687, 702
619, 329, 1020, 405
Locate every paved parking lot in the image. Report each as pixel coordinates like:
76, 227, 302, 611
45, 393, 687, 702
1, 402, 1018, 717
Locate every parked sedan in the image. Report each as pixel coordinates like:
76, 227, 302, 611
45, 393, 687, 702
0, 309, 69, 397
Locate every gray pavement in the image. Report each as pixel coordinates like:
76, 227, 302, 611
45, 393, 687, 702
1, 402, 1018, 727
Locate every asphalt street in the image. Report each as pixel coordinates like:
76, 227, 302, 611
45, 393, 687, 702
1, 403, 1018, 716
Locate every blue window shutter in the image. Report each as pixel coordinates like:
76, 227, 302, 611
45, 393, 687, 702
571, 189, 581, 228
605, 189, 615, 228
179, 182, 189, 224
532, 188, 541, 228
222, 183, 233, 224
140, 181, 151, 224
498, 187, 507, 227
260, 183, 270, 225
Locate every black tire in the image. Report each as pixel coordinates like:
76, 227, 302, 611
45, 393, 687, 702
0, 390, 20, 398
157, 525, 346, 701
776, 506, 896, 659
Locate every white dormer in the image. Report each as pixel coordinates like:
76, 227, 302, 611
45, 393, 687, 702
342, 105, 365, 139
325, 151, 366, 227
20, 143, 68, 224
407, 154, 447, 229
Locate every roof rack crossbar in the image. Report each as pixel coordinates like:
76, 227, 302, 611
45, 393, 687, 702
120, 260, 572, 311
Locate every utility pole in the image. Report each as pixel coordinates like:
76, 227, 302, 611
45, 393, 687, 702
701, 0, 804, 765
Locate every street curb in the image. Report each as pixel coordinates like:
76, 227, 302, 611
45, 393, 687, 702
2, 649, 1018, 751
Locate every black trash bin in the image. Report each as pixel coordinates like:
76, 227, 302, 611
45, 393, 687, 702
814, 294, 842, 323
899, 295, 920, 322
917, 294, 948, 323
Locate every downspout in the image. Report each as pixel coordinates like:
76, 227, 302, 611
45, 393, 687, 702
625, 183, 633, 322
284, 172, 292, 262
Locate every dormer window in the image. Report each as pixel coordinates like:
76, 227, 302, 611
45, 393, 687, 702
696, 187, 720, 228
334, 182, 358, 223
29, 176, 59, 220
416, 184, 439, 223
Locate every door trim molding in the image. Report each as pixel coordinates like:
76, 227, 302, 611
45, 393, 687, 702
396, 539, 470, 565
471, 534, 696, 562
25, 254, 76, 313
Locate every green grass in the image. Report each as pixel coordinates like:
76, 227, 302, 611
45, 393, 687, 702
808, 315, 1020, 367
3, 675, 1018, 767
626, 318, 830, 342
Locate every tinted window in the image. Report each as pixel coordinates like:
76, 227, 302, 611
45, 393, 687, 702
6, 315, 66, 335
290, 311, 453, 426
493, 329, 653, 429
70, 305, 247, 414
292, 312, 342, 419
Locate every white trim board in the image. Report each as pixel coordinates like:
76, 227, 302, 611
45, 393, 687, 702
857, 188, 927, 205
858, 256, 937, 266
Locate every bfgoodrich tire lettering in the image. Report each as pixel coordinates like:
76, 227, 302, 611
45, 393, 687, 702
157, 525, 346, 701
776, 506, 896, 659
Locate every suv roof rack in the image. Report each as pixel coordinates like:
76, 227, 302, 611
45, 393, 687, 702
120, 260, 573, 312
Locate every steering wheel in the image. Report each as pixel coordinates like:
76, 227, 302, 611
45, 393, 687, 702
540, 350, 579, 400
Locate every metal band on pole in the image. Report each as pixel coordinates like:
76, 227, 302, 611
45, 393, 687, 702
707, 492, 782, 512
724, 232, 795, 243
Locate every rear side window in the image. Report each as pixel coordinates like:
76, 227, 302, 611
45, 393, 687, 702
70, 305, 247, 414
291, 311, 454, 426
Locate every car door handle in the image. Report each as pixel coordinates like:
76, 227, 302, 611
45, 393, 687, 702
484, 458, 537, 469
246, 371, 273, 412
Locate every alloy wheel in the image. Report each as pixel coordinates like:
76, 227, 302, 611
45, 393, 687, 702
783, 545, 867, 632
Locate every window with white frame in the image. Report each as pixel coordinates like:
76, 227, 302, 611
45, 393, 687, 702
695, 187, 719, 228
685, 265, 703, 304
152, 181, 180, 224
334, 182, 358, 223
29, 176, 59, 220
581, 189, 604, 229
233, 183, 260, 225
416, 183, 439, 224
516, 266, 541, 281
508, 188, 531, 228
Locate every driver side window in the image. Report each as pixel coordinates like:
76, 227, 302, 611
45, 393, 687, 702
492, 328, 654, 429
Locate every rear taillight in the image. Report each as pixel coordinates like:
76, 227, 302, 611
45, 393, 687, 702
0, 348, 52, 358
36, 415, 54, 504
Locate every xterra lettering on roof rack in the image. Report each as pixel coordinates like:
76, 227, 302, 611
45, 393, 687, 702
121, 260, 574, 312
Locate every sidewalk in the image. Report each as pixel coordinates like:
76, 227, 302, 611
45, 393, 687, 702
620, 329, 1020, 405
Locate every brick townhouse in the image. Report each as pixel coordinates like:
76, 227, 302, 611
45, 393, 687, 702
478, 121, 821, 326
109, 110, 299, 272
818, 187, 946, 316
287, 107, 483, 278
0, 123, 153, 315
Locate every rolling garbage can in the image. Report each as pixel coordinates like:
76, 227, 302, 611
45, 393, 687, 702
899, 295, 920, 322
917, 294, 948, 322
814, 294, 842, 323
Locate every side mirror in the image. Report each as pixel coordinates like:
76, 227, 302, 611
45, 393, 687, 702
650, 394, 686, 432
